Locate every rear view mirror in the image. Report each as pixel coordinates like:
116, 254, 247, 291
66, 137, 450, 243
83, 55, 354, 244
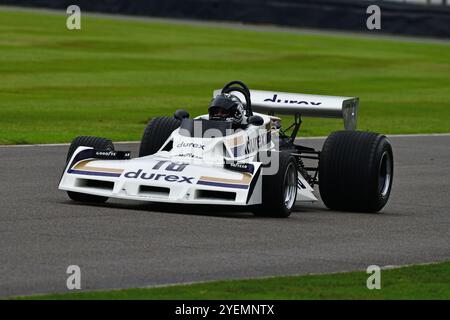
174, 109, 190, 120
247, 115, 264, 126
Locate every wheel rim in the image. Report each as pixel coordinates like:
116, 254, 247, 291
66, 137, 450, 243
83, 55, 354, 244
378, 151, 392, 197
283, 162, 297, 210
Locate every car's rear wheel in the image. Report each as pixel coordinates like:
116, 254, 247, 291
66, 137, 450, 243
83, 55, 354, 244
319, 130, 393, 213
252, 151, 298, 218
139, 116, 181, 157
66, 136, 114, 203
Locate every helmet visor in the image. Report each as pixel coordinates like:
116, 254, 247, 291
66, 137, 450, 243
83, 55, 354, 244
209, 107, 232, 119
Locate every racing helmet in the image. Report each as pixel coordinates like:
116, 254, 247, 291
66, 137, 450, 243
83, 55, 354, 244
208, 93, 244, 126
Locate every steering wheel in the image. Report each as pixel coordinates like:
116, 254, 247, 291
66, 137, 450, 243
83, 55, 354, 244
221, 80, 253, 117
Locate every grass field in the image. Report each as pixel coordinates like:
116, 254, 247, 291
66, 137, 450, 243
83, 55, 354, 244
15, 261, 450, 300
0, 8, 449, 144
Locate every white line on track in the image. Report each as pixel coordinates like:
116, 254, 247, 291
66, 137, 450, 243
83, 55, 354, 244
1, 133, 449, 148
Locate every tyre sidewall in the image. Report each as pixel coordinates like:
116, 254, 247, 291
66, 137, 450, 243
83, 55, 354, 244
368, 138, 394, 212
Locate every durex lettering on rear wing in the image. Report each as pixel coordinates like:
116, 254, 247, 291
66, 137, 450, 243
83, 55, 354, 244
214, 89, 359, 130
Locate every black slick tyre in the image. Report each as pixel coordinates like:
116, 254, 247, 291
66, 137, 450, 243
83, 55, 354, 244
66, 136, 114, 203
319, 131, 393, 213
139, 116, 181, 157
252, 151, 298, 218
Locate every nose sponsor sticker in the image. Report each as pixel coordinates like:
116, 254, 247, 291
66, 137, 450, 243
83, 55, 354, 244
124, 169, 194, 184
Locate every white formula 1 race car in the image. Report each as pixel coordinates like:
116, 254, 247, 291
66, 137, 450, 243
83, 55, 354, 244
59, 81, 393, 217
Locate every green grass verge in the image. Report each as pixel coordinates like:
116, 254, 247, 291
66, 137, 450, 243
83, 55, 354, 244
16, 261, 450, 300
1, 9, 449, 144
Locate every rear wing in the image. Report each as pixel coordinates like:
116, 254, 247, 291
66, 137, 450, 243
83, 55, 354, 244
213, 89, 358, 130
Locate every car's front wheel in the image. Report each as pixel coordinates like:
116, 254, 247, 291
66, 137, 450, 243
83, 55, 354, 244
66, 136, 114, 203
139, 116, 181, 157
252, 151, 298, 218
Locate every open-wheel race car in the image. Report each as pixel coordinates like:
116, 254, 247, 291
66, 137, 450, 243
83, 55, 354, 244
59, 81, 393, 217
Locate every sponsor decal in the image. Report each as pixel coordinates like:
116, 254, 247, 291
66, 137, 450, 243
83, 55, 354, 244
124, 169, 194, 184
176, 142, 205, 150
264, 94, 322, 106
224, 131, 269, 157
174, 153, 203, 159
94, 150, 131, 159
224, 162, 255, 174
95, 150, 116, 157
245, 133, 267, 154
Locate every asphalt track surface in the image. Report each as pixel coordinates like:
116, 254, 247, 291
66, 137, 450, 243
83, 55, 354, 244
0, 135, 449, 297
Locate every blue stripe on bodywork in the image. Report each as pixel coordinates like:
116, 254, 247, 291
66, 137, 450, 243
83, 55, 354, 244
68, 169, 121, 177
197, 180, 249, 189
232, 145, 245, 157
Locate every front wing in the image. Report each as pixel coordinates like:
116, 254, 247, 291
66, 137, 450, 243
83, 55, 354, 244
59, 147, 264, 206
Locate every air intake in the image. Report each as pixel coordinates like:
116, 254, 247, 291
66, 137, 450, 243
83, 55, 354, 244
139, 185, 170, 197
76, 179, 114, 191
196, 190, 236, 201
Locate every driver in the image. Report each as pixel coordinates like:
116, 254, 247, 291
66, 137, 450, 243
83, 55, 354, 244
208, 93, 246, 129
